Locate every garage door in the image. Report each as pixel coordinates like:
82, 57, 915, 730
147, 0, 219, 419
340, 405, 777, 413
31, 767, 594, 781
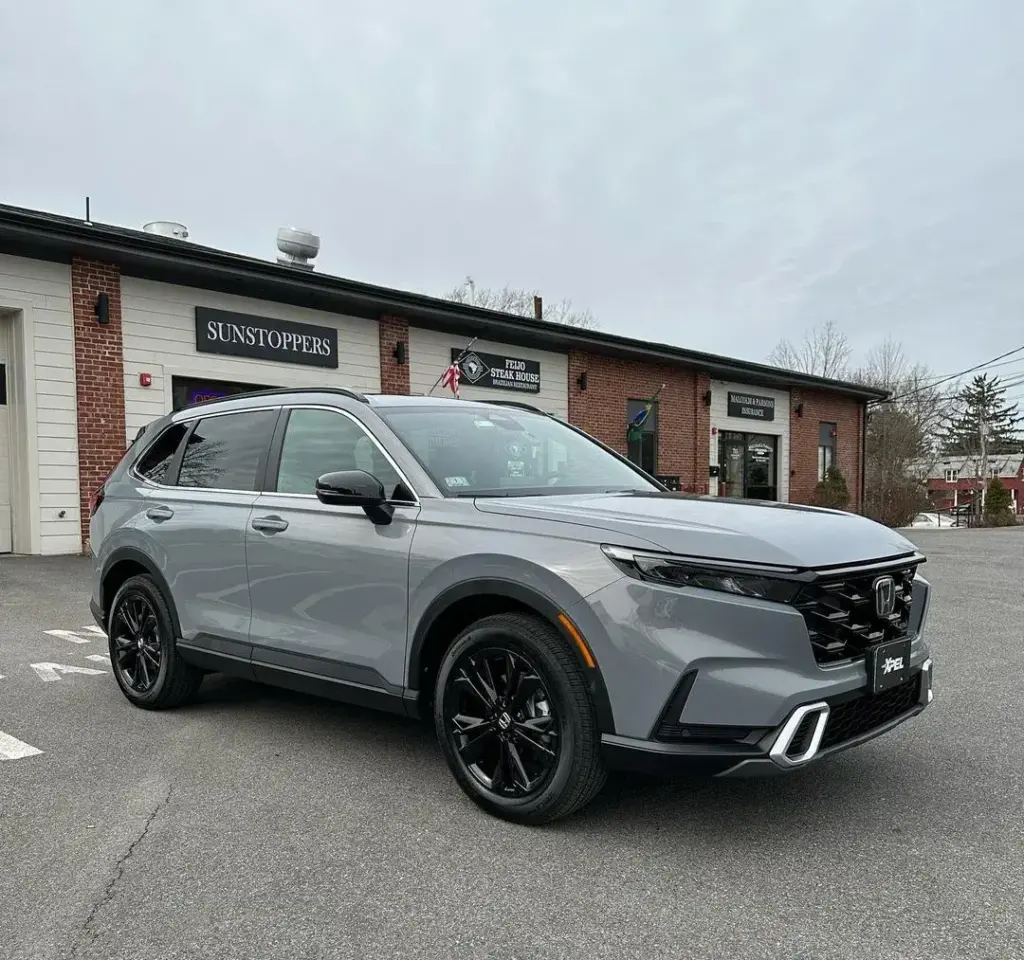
0, 355, 11, 554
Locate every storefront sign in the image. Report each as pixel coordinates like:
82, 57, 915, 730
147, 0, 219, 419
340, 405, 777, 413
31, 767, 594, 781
195, 307, 338, 369
451, 348, 541, 394
727, 391, 775, 422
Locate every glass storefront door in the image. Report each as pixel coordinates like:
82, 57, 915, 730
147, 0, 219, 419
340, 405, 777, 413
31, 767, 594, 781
718, 431, 778, 501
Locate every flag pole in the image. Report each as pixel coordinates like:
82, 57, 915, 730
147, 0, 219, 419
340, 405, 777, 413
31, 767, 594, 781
428, 336, 478, 396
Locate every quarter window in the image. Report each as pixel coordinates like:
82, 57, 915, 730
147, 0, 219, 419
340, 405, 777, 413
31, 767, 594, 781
275, 409, 406, 499
177, 410, 278, 491
134, 423, 188, 484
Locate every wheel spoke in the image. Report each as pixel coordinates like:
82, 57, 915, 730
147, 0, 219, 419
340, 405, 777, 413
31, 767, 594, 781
506, 741, 532, 792
490, 742, 506, 792
513, 725, 556, 758
458, 726, 496, 766
509, 672, 543, 714
455, 667, 495, 709
503, 652, 520, 699
137, 652, 150, 688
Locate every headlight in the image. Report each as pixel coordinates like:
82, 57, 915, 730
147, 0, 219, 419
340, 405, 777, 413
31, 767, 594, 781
601, 545, 803, 604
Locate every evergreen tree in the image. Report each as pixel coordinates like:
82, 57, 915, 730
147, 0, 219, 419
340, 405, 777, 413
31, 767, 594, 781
813, 466, 851, 511
939, 374, 1024, 456
983, 476, 1015, 526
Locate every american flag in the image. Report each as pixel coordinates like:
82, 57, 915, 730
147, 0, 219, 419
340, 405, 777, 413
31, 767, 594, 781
441, 361, 461, 399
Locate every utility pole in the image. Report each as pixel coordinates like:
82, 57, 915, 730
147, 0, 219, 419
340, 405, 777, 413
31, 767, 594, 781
978, 413, 989, 522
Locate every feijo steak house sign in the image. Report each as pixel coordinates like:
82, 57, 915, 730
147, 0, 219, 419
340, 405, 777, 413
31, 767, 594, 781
195, 307, 339, 369
451, 348, 541, 394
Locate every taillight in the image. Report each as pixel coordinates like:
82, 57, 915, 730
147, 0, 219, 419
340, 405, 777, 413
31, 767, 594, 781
89, 481, 107, 516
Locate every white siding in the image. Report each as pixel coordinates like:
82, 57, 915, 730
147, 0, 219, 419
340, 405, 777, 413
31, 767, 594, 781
0, 324, 10, 552
709, 379, 791, 502
0, 255, 79, 555
121, 278, 381, 439
408, 328, 568, 418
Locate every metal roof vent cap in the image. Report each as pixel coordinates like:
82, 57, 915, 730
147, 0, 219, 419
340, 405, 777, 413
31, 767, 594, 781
143, 221, 189, 239
276, 227, 320, 270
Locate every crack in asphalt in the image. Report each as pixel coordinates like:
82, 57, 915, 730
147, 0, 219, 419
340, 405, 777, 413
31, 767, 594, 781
66, 787, 172, 960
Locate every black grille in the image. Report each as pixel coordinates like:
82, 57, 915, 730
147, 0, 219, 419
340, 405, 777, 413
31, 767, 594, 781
794, 562, 917, 665
819, 674, 921, 751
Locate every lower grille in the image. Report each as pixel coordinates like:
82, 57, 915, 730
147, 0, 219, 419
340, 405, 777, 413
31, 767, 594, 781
819, 674, 922, 751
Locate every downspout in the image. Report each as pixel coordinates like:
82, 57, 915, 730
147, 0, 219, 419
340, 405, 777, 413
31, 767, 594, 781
860, 402, 868, 515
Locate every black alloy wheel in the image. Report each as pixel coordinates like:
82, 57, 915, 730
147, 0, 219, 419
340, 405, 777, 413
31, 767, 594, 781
111, 590, 163, 694
444, 646, 560, 799
107, 574, 204, 709
434, 612, 607, 825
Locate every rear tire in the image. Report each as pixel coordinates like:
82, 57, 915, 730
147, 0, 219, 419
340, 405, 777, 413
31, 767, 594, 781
434, 612, 607, 825
107, 574, 203, 710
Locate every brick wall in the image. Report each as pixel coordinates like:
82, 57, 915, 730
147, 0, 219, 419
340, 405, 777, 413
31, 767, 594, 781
568, 351, 708, 493
378, 314, 410, 394
789, 388, 864, 510
72, 258, 127, 551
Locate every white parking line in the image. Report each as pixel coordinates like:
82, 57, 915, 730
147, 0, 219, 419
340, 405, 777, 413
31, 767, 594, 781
81, 626, 106, 637
43, 630, 91, 645
30, 662, 108, 682
0, 730, 43, 760
85, 654, 109, 662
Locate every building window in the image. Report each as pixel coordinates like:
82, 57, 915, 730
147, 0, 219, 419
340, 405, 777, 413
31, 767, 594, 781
818, 422, 837, 481
626, 399, 658, 475
944, 468, 959, 483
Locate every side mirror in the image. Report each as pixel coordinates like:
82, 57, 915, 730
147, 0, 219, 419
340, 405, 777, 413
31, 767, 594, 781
315, 470, 394, 524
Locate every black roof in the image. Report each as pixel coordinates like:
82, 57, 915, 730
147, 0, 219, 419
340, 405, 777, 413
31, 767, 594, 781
0, 202, 887, 401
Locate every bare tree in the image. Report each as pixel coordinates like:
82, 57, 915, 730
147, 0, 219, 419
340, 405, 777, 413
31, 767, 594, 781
445, 276, 599, 330
851, 337, 954, 526
767, 319, 852, 379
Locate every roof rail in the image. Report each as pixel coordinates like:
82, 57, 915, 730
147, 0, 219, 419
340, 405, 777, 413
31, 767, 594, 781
185, 385, 369, 410
479, 399, 549, 415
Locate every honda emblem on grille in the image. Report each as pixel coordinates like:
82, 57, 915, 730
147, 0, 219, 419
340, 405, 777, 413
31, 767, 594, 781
874, 575, 896, 618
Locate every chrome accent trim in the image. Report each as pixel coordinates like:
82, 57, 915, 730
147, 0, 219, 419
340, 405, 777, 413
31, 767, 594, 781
768, 701, 830, 767
920, 657, 933, 705
601, 544, 801, 576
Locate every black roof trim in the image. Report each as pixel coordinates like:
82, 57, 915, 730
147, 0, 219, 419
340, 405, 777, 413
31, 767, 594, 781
0, 203, 887, 402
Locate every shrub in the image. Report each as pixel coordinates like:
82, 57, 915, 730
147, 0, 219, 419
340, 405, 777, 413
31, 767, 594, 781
983, 476, 1016, 526
813, 466, 851, 511
863, 477, 931, 528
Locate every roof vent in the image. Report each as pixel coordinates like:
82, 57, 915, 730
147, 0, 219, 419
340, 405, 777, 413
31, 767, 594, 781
142, 221, 189, 240
276, 227, 320, 270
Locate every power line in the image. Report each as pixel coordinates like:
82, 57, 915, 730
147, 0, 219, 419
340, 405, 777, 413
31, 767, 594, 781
870, 344, 1024, 406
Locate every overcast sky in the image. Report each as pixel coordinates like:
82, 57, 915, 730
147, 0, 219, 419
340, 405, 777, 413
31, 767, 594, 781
3, 0, 1023, 379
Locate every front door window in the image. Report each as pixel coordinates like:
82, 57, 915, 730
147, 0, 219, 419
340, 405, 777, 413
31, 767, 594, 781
718, 432, 778, 501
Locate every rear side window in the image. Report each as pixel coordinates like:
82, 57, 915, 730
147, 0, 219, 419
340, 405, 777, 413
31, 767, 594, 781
178, 410, 277, 492
134, 424, 188, 484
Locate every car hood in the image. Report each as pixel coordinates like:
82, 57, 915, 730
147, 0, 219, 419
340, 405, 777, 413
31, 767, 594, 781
473, 493, 920, 569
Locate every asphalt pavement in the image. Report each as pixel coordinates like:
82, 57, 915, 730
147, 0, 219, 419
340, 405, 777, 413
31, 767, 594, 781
1, 529, 1022, 960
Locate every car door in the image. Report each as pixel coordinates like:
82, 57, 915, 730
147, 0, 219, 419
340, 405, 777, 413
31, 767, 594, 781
139, 406, 280, 662
245, 404, 420, 701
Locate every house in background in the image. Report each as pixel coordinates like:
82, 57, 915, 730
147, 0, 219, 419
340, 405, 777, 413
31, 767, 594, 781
915, 455, 1024, 515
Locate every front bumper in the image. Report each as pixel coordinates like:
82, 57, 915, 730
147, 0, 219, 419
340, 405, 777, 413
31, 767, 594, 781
602, 658, 934, 778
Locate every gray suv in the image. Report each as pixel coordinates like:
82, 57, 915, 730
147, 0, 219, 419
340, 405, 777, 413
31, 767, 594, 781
89, 387, 934, 824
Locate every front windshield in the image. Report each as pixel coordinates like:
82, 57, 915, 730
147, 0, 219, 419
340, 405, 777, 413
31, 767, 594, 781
377, 405, 660, 497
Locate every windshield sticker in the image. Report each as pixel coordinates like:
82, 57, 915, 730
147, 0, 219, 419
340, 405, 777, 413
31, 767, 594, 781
444, 476, 470, 487
473, 419, 495, 428
507, 460, 525, 478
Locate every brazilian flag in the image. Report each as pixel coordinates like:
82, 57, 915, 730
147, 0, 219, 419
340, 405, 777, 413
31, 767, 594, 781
627, 384, 664, 442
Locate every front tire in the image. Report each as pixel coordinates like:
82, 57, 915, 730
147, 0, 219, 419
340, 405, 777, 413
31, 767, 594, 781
434, 612, 607, 825
107, 574, 203, 710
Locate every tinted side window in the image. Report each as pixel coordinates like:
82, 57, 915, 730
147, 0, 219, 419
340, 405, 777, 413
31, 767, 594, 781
275, 409, 403, 497
134, 423, 188, 484
178, 410, 277, 491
